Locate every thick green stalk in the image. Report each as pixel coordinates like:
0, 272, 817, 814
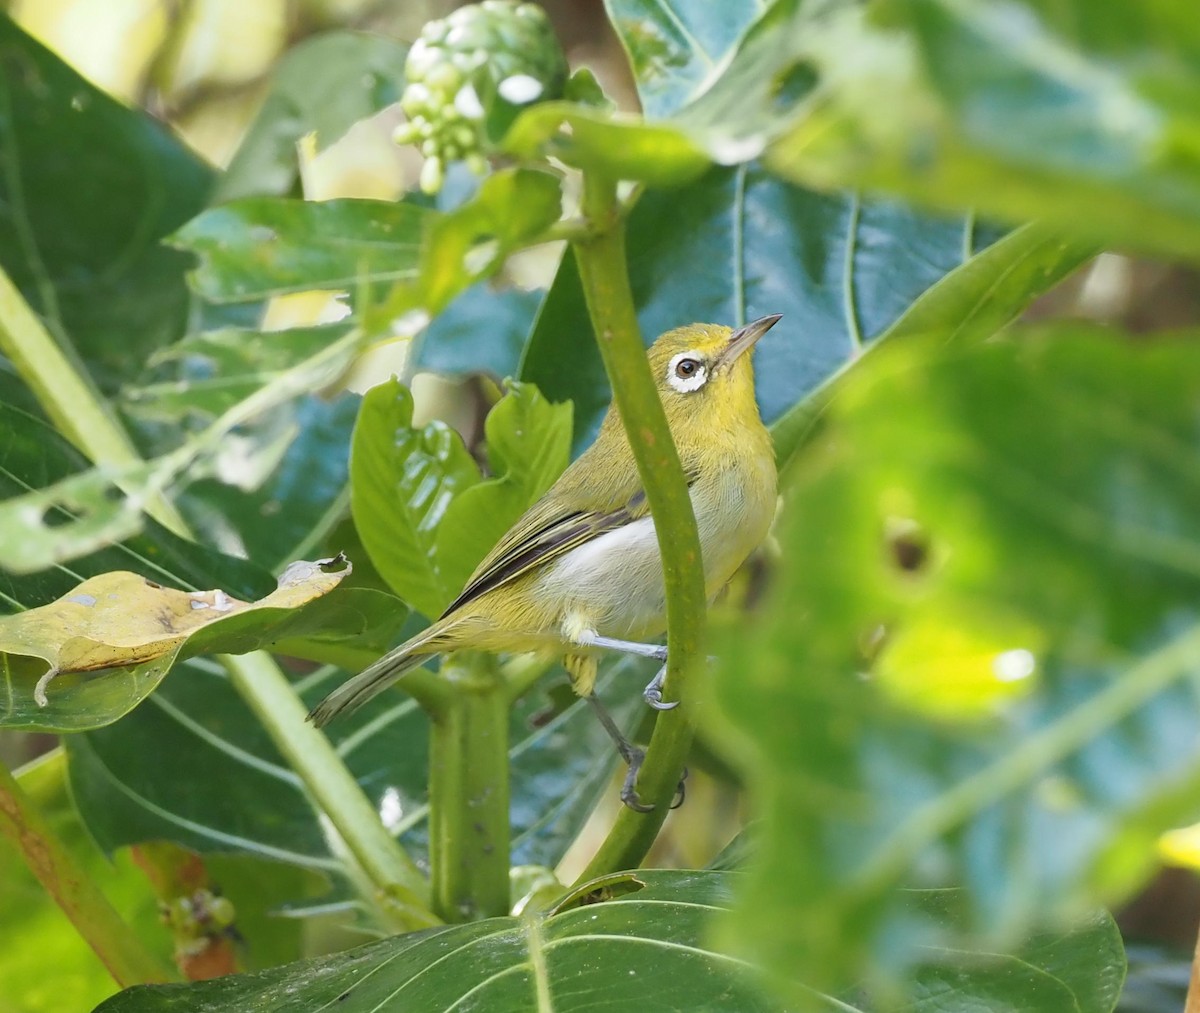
569, 173, 707, 879
220, 653, 435, 928
0, 265, 437, 929
0, 761, 174, 986
428, 652, 511, 922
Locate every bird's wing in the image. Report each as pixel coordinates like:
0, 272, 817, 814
438, 489, 651, 619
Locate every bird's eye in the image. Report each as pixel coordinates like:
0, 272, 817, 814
666, 352, 709, 393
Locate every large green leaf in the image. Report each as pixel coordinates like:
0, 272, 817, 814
0, 15, 213, 396
170, 199, 427, 304
434, 380, 572, 600
758, 0, 1200, 260
521, 164, 1084, 452
67, 653, 647, 879
0, 397, 271, 615
712, 325, 1200, 998
89, 869, 1124, 1012
409, 283, 541, 380
120, 326, 362, 574
94, 871, 783, 1012
351, 376, 570, 620
349, 378, 482, 620
218, 31, 408, 201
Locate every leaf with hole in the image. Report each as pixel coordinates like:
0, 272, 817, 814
712, 325, 1200, 998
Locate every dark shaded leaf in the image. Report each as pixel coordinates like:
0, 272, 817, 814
410, 283, 542, 380
0, 15, 213, 395
521, 164, 1035, 452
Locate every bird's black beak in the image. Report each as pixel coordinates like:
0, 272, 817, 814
715, 314, 781, 371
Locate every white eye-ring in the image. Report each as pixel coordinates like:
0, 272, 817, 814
667, 351, 708, 393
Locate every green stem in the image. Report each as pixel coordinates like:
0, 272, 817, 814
220, 653, 436, 929
428, 652, 511, 922
0, 761, 174, 986
569, 173, 707, 879
0, 269, 438, 929
0, 265, 185, 533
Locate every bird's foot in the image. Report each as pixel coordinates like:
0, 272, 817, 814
643, 663, 679, 711
618, 743, 688, 812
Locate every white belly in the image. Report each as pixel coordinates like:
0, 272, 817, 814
533, 461, 775, 639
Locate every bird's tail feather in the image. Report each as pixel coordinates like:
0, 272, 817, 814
307, 628, 444, 727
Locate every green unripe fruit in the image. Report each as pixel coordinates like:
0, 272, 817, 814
396, 0, 568, 193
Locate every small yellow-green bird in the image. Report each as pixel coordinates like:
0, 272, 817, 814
310, 315, 780, 808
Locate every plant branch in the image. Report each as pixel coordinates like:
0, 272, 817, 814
428, 652, 511, 922
0, 264, 186, 534
568, 171, 707, 880
220, 653, 436, 928
0, 760, 174, 986
0, 272, 438, 929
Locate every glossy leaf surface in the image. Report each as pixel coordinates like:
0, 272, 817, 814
96, 871, 783, 1012
522, 165, 1052, 451
351, 376, 570, 620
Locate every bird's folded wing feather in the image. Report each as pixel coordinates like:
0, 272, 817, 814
438, 490, 651, 618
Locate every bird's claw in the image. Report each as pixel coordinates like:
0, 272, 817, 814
642, 663, 678, 711
643, 684, 679, 711
619, 747, 655, 812
618, 748, 689, 813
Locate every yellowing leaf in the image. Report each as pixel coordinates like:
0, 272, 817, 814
0, 556, 351, 731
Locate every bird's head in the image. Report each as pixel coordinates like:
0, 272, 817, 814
647, 314, 780, 436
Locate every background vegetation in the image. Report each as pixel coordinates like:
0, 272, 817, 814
2, 0, 1200, 1010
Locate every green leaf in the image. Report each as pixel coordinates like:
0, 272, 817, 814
435, 381, 572, 598
0, 398, 272, 614
0, 325, 362, 574
0, 15, 214, 396
352, 375, 570, 619
374, 167, 563, 326
712, 325, 1200, 998
122, 325, 351, 425
604, 0, 764, 119
218, 31, 408, 201
349, 378, 481, 619
503, 103, 710, 186
66, 654, 647, 880
171, 198, 428, 303
760, 0, 1200, 260
521, 164, 1053, 452
120, 326, 363, 574
770, 221, 1097, 473
92, 871, 786, 1012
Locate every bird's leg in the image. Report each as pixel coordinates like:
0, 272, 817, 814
585, 693, 652, 812
574, 633, 680, 712
584, 693, 687, 812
